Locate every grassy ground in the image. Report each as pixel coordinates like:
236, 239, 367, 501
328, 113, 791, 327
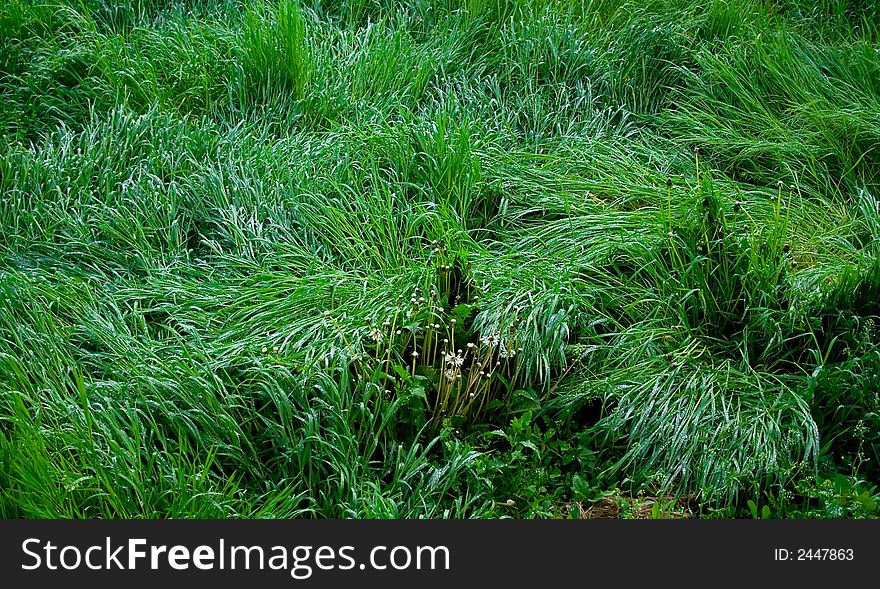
1, 0, 879, 519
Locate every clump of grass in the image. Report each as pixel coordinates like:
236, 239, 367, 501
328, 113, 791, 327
239, 0, 311, 103
314, 240, 529, 430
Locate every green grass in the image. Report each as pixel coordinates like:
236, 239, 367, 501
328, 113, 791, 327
1, 0, 878, 519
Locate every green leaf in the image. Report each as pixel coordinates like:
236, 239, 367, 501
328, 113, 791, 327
509, 389, 541, 414
854, 493, 877, 512
519, 439, 539, 455
451, 303, 474, 321
747, 499, 758, 519
571, 473, 591, 500
411, 384, 426, 398
510, 411, 532, 434
485, 398, 505, 412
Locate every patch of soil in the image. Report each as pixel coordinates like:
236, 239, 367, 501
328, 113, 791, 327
572, 493, 697, 519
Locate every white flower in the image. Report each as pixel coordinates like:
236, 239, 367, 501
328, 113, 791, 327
480, 334, 500, 347
444, 352, 464, 368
